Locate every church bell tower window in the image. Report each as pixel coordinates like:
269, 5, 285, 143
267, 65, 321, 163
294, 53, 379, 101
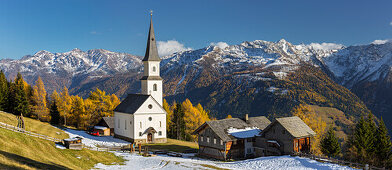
153, 84, 157, 91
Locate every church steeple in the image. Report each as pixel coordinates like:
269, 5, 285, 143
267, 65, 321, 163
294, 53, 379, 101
140, 12, 163, 106
143, 13, 161, 62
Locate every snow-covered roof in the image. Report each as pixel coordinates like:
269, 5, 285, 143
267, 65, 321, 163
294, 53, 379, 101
94, 126, 108, 130
227, 127, 261, 139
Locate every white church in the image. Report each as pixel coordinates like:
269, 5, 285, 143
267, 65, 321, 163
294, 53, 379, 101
113, 15, 167, 144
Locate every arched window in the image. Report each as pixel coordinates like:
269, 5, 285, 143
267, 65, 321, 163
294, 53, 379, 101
153, 84, 157, 91
152, 66, 156, 72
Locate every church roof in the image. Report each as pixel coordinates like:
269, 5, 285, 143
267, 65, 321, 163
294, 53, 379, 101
142, 17, 161, 62
140, 76, 163, 80
192, 116, 271, 142
114, 94, 150, 114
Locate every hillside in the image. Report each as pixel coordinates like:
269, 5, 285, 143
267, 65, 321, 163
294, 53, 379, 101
0, 111, 124, 169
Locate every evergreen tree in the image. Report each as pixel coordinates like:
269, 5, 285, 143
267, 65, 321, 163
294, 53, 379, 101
375, 117, 392, 167
321, 126, 341, 157
163, 99, 174, 137
174, 103, 185, 140
13, 73, 30, 116
0, 70, 8, 111
352, 115, 374, 163
50, 101, 61, 125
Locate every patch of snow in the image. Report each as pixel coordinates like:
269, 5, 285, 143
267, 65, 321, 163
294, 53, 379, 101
227, 127, 261, 139
267, 86, 279, 93
63, 128, 130, 148
267, 140, 281, 147
55, 144, 66, 149
94, 126, 108, 130
95, 152, 354, 170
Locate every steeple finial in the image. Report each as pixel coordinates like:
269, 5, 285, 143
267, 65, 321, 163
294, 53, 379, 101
150, 10, 153, 17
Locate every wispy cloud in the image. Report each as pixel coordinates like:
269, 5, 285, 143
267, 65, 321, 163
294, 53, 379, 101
308, 43, 344, 51
157, 40, 192, 57
390, 21, 392, 26
372, 39, 390, 45
90, 31, 100, 35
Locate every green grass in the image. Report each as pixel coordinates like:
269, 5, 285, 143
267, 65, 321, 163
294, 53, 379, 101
0, 111, 69, 139
0, 111, 125, 169
144, 138, 199, 153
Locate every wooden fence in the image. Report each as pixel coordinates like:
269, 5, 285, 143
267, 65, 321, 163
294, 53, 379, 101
292, 152, 386, 170
0, 122, 62, 142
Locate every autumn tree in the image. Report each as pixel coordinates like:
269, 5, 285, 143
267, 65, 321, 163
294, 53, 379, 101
58, 87, 72, 126
226, 114, 232, 119
32, 77, 49, 121
163, 99, 174, 137
291, 104, 326, 155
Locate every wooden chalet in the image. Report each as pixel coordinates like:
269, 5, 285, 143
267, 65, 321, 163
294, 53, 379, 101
192, 115, 271, 160
96, 117, 114, 136
255, 116, 316, 156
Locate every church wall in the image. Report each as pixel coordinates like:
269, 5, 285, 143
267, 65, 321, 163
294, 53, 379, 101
114, 112, 134, 139
143, 61, 160, 77
133, 113, 166, 140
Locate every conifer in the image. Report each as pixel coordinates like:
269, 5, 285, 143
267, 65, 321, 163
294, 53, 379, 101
321, 126, 341, 157
50, 100, 61, 125
375, 117, 392, 166
13, 73, 30, 116
0, 70, 8, 111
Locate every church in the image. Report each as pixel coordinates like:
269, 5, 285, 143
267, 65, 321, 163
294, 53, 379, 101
113, 15, 167, 144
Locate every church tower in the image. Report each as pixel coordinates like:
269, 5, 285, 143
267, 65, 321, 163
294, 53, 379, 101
141, 14, 163, 106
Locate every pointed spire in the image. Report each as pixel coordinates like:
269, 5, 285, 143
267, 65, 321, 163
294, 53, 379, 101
142, 13, 161, 61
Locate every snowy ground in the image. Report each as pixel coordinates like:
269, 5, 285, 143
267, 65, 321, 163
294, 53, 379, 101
61, 128, 353, 170
95, 152, 354, 170
63, 128, 130, 148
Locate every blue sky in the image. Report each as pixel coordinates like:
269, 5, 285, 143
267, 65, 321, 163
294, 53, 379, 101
1, 0, 391, 59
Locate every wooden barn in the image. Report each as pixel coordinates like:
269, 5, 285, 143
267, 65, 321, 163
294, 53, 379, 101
96, 117, 114, 136
192, 115, 271, 160
255, 116, 316, 156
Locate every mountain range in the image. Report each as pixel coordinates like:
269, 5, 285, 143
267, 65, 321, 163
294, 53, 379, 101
1, 39, 391, 134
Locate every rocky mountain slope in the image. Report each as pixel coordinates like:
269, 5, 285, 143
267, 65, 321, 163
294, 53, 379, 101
1, 40, 391, 131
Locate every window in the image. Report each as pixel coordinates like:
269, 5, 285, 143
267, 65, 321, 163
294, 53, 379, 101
139, 132, 142, 136
124, 120, 127, 130
148, 104, 153, 109
160, 121, 162, 127
153, 84, 157, 91
118, 119, 120, 128
130, 121, 132, 125
220, 140, 223, 145
153, 66, 156, 72
207, 137, 210, 143
158, 131, 162, 136
214, 138, 216, 144
140, 122, 142, 128
148, 117, 152, 121
201, 136, 204, 142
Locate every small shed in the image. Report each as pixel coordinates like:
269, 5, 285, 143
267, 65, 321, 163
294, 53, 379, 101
63, 136, 83, 150
96, 117, 115, 136
94, 126, 111, 136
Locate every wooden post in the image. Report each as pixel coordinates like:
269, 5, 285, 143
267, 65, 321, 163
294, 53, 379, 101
138, 143, 141, 154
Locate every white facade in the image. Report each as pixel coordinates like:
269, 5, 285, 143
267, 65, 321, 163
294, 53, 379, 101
141, 60, 163, 106
114, 96, 167, 143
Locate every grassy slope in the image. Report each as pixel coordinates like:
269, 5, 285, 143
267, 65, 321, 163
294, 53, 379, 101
0, 111, 68, 139
308, 105, 354, 141
0, 111, 124, 170
145, 138, 199, 153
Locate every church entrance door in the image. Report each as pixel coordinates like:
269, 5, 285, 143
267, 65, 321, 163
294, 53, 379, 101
147, 133, 153, 142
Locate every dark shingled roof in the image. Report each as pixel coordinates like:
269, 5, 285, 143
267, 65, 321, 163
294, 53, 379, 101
114, 94, 150, 114
98, 117, 114, 128
143, 17, 161, 62
193, 116, 271, 142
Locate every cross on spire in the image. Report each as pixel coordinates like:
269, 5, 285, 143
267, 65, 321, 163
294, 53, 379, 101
150, 10, 153, 16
